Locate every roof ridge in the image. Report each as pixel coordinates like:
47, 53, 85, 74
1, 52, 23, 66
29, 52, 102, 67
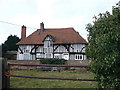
40, 27, 74, 30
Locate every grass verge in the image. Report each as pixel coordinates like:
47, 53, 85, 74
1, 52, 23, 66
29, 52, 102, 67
10, 69, 98, 88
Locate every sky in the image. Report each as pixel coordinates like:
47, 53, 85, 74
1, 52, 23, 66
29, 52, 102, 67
0, 0, 119, 44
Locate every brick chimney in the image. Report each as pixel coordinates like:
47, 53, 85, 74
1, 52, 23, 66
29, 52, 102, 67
21, 25, 26, 40
40, 22, 44, 32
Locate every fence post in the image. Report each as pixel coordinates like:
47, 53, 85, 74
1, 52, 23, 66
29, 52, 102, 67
2, 59, 10, 89
0, 45, 2, 89
0, 59, 2, 90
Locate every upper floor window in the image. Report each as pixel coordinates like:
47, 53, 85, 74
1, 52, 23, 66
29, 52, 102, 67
44, 35, 53, 48
23, 48, 29, 53
44, 40, 53, 48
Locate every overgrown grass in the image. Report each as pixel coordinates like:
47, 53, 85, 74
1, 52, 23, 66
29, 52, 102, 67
10, 69, 98, 88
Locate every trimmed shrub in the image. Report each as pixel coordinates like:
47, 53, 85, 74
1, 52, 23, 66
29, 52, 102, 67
40, 58, 66, 65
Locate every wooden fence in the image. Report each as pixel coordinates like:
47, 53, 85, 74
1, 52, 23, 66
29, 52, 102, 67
7, 60, 91, 66
1, 59, 95, 89
9, 63, 96, 82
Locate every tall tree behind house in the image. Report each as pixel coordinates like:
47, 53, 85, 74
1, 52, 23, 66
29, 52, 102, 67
2, 35, 20, 59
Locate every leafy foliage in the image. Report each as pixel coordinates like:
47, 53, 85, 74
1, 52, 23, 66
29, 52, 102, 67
86, 10, 120, 88
40, 58, 66, 65
2, 35, 20, 58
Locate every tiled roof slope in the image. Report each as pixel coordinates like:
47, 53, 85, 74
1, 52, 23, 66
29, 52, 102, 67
17, 28, 87, 45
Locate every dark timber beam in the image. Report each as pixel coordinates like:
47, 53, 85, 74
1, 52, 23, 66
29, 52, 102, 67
18, 47, 23, 54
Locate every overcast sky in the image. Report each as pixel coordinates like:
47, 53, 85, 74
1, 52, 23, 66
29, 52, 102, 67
0, 0, 119, 44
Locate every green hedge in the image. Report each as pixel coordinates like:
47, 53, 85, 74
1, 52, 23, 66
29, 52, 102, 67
40, 58, 66, 65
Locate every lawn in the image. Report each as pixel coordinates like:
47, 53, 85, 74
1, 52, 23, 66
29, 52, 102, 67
10, 69, 98, 88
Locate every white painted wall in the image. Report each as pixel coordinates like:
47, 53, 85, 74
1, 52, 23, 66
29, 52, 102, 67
70, 54, 75, 60
83, 55, 87, 60
17, 53, 23, 60
36, 53, 44, 59
70, 44, 85, 52
63, 53, 69, 60
17, 43, 87, 60
54, 45, 68, 53
17, 45, 35, 60
36, 46, 44, 52
54, 53, 69, 60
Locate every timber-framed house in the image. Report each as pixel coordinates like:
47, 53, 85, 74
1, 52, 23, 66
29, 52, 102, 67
17, 22, 87, 60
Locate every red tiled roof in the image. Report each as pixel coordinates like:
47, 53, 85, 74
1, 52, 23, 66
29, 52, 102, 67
17, 28, 87, 45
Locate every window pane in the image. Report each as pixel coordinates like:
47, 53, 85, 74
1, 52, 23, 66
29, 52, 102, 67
78, 55, 79, 60
76, 55, 78, 59
80, 55, 83, 60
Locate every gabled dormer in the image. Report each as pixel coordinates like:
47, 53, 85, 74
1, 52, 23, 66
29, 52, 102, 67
43, 35, 54, 48
43, 35, 54, 58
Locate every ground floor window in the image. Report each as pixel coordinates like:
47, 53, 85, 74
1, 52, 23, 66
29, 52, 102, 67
75, 54, 83, 60
54, 54, 62, 59
54, 55, 59, 58
45, 53, 52, 58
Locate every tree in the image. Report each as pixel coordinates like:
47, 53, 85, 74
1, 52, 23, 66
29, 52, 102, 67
86, 4, 120, 89
2, 35, 20, 58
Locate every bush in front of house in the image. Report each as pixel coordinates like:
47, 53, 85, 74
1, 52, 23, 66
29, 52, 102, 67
40, 58, 66, 65
38, 58, 66, 71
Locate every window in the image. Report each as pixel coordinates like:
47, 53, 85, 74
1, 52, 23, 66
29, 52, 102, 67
80, 55, 82, 59
76, 55, 78, 60
55, 55, 59, 59
44, 48, 53, 53
23, 48, 29, 53
75, 54, 83, 60
44, 48, 47, 53
54, 54, 62, 59
44, 40, 53, 48
44, 40, 53, 53
45, 53, 52, 58
26, 50, 29, 53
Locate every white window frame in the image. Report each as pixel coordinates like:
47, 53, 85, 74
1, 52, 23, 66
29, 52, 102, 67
75, 54, 83, 60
